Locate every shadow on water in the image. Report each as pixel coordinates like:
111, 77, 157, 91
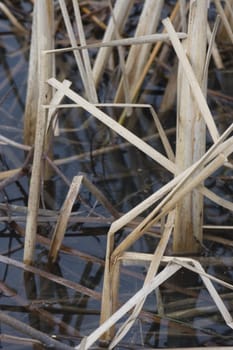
0, 1, 233, 349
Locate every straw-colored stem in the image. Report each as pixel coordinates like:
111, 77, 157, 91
23, 54, 48, 265
114, 0, 164, 103
72, 0, 98, 103
0, 2, 27, 34
49, 175, 83, 262
110, 211, 175, 348
76, 264, 181, 350
111, 151, 228, 261
214, 0, 233, 44
24, 2, 54, 264
24, 1, 54, 146
173, 0, 208, 253
93, 0, 134, 86
47, 78, 176, 173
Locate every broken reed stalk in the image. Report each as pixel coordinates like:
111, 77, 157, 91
23, 0, 54, 264
77, 256, 233, 349
109, 211, 175, 347
47, 78, 176, 174
49, 175, 83, 262
99, 123, 233, 338
173, 0, 208, 253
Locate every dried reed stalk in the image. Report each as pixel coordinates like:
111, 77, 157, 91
77, 256, 233, 349
207, 20, 224, 69
45, 33, 187, 54
163, 17, 219, 143
114, 0, 164, 103
24, 0, 54, 264
0, 312, 74, 350
0, 2, 27, 34
0, 254, 101, 300
100, 127, 233, 332
49, 175, 83, 262
173, 0, 208, 253
24, 1, 54, 146
110, 151, 229, 261
214, 0, 233, 44
131, 1, 180, 105
58, 0, 97, 102
72, 0, 98, 102
47, 78, 175, 173
109, 211, 175, 347
46, 79, 72, 136
106, 123, 232, 237
76, 263, 181, 349
93, 0, 134, 86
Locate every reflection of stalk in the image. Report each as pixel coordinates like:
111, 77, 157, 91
73, 262, 103, 331
0, 311, 74, 350
0, 43, 25, 112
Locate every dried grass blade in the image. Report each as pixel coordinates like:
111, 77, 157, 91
72, 0, 98, 103
129, 2, 180, 106
179, 0, 187, 32
173, 258, 233, 328
162, 17, 219, 143
115, 0, 164, 103
110, 211, 175, 348
194, 260, 233, 328
82, 175, 119, 218
0, 312, 74, 350
49, 175, 83, 262
45, 33, 188, 54
149, 106, 175, 161
58, 0, 91, 101
75, 263, 181, 350
112, 153, 227, 259
214, 0, 233, 44
0, 2, 27, 34
205, 16, 222, 83
0, 254, 101, 300
199, 186, 233, 212
170, 257, 233, 291
93, 0, 134, 86
107, 0, 131, 115
110, 123, 233, 235
207, 19, 224, 70
0, 135, 31, 151
46, 79, 72, 135
47, 78, 175, 173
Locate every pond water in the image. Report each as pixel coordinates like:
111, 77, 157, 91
0, 1, 233, 349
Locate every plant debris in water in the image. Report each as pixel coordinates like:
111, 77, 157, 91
0, 1, 233, 349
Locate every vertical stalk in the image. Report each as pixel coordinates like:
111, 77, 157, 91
23, 1, 54, 264
24, 1, 54, 146
114, 0, 164, 103
173, 0, 208, 253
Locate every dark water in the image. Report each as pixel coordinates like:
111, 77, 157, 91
0, 1, 233, 349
